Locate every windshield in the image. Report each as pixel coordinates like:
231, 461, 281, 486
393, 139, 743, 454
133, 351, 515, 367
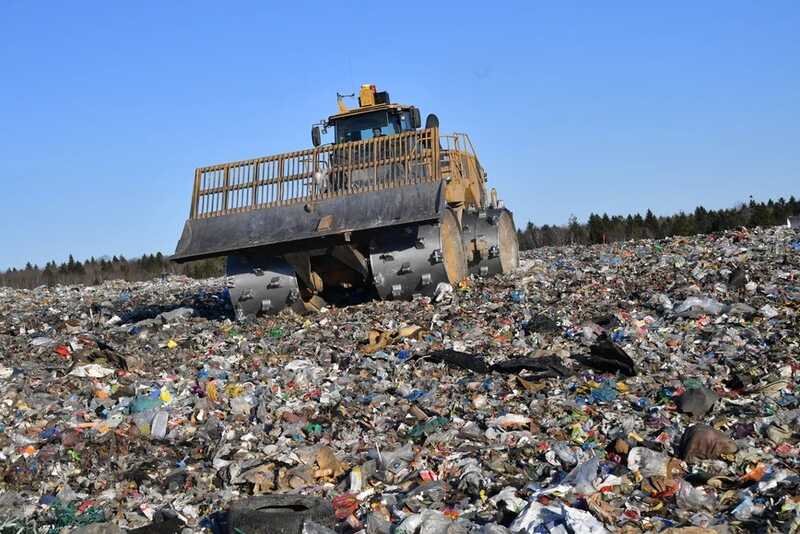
335, 111, 401, 143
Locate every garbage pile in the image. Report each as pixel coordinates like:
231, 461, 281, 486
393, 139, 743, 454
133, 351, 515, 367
1, 225, 799, 533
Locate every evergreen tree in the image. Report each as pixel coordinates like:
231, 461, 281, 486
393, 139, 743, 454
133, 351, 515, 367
568, 215, 584, 244
644, 210, 659, 238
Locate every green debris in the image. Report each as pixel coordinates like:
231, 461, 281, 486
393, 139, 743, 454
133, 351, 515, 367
46, 500, 105, 533
305, 423, 323, 434
683, 377, 703, 389
269, 327, 284, 339
408, 416, 449, 438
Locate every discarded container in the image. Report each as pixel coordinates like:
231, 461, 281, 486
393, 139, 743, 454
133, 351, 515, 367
150, 410, 169, 440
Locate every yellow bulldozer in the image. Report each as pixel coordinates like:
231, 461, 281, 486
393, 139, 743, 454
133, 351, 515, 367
171, 85, 519, 318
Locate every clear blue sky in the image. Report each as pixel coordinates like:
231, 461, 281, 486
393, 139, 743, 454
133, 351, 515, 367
2, 1, 798, 270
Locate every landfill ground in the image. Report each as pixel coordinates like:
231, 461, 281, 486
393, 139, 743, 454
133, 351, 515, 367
1, 226, 799, 534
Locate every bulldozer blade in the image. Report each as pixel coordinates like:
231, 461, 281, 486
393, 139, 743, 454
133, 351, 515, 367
172, 181, 445, 263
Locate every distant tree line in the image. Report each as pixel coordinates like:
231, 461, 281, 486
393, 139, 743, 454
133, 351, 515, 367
517, 196, 799, 249
3, 196, 798, 289
0, 253, 224, 289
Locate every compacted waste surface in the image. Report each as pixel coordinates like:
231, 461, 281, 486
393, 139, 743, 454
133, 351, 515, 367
1, 226, 799, 533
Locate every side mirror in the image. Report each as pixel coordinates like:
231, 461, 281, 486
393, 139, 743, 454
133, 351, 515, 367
424, 113, 439, 129
311, 126, 321, 147
410, 107, 421, 129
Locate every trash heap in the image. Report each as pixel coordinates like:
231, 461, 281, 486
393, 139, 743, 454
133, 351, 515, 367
1, 225, 799, 533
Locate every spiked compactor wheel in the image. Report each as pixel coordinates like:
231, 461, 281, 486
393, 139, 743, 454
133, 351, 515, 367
369, 209, 467, 300
461, 208, 520, 276
225, 255, 300, 320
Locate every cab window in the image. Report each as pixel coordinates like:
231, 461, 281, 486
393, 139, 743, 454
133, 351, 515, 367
399, 111, 413, 132
335, 111, 394, 143
334, 111, 405, 143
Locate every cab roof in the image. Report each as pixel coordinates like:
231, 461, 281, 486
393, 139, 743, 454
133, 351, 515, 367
327, 103, 412, 124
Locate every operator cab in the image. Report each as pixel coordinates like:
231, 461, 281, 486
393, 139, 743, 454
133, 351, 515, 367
311, 84, 421, 146
333, 106, 418, 143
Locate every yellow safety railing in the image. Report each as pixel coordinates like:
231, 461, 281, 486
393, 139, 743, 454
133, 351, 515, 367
190, 128, 443, 219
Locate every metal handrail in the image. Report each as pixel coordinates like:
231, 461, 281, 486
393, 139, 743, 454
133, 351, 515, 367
190, 128, 442, 219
